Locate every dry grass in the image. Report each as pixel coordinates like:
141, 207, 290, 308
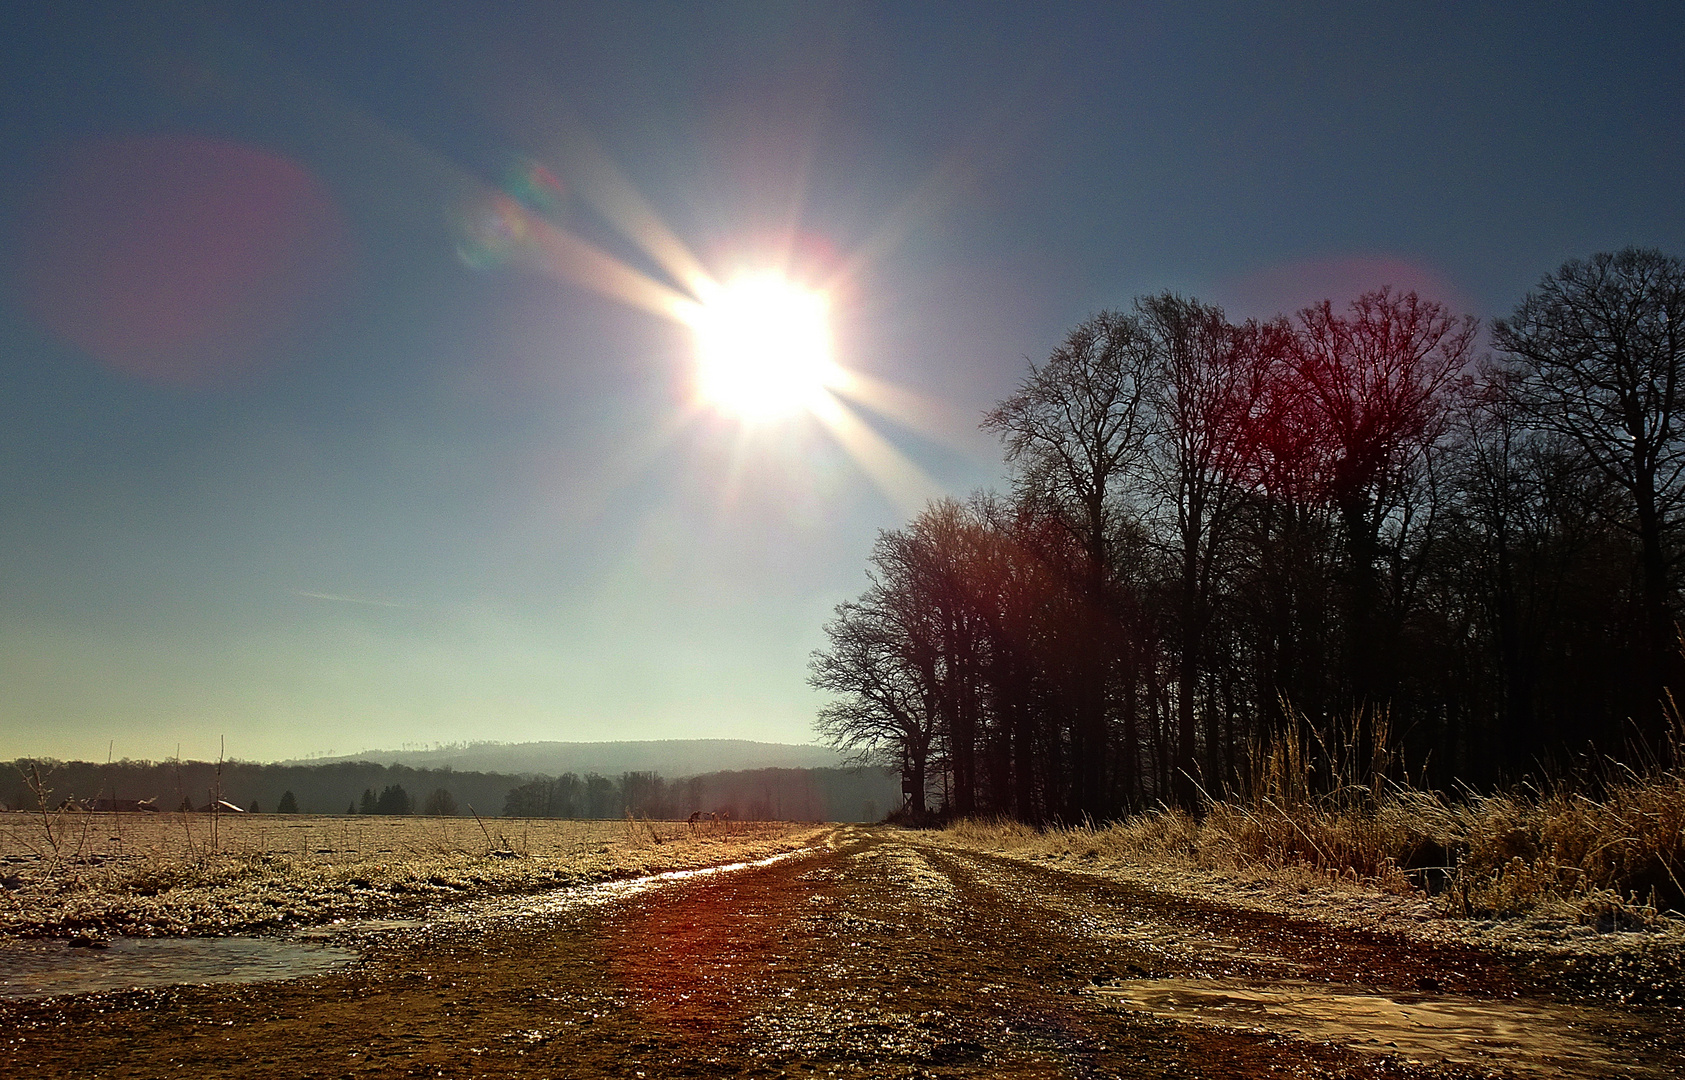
0, 812, 826, 938
942, 722, 1685, 927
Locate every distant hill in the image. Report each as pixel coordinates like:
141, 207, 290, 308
281, 739, 846, 778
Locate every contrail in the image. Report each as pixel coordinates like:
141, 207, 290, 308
290, 590, 415, 609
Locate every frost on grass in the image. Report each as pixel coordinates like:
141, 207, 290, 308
934, 764, 1685, 960
0, 813, 825, 938
942, 762, 1685, 920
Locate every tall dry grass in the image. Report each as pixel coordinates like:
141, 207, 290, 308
946, 712, 1685, 925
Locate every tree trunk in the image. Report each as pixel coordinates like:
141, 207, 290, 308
906, 747, 927, 818
1635, 473, 1674, 746
1493, 515, 1534, 772
1175, 561, 1200, 806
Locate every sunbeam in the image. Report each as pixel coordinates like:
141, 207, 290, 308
826, 368, 999, 460
807, 392, 944, 516
525, 212, 702, 325
555, 129, 717, 300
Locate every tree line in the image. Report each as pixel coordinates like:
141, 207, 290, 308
2, 759, 518, 818
502, 766, 895, 822
4, 757, 896, 822
813, 248, 1685, 823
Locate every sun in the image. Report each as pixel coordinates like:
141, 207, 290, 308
692, 273, 835, 420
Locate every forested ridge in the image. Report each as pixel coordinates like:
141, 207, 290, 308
813, 249, 1685, 824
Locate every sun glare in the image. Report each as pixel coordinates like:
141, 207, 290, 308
692, 274, 834, 420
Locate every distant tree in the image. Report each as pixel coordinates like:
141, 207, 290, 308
359, 788, 377, 814
374, 784, 412, 815
423, 787, 457, 816
503, 776, 579, 817
553, 772, 582, 817
346, 802, 356, 815
584, 773, 617, 818
276, 790, 299, 814
503, 779, 546, 817
248, 801, 261, 813
1494, 248, 1685, 737
619, 772, 666, 818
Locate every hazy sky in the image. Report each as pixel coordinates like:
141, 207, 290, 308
2, 2, 1681, 762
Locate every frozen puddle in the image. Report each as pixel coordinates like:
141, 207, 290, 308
435, 848, 813, 925
0, 937, 356, 999
0, 848, 813, 1000
290, 848, 819, 945
1090, 978, 1664, 1077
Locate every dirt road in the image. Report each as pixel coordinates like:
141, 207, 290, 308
2, 826, 1680, 1078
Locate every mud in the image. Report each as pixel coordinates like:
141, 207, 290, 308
1, 826, 1680, 1078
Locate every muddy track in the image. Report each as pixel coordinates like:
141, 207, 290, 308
1, 827, 1679, 1078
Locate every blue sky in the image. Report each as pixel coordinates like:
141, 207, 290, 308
2, 2, 1681, 762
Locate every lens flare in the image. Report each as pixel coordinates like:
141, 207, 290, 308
692, 274, 835, 420
456, 193, 530, 271
455, 157, 567, 272
17, 135, 350, 384
501, 156, 565, 215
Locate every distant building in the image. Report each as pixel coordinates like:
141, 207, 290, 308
91, 798, 159, 812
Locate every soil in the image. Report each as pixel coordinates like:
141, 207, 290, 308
2, 826, 1681, 1078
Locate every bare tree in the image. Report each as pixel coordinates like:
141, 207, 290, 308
811, 595, 939, 817
1494, 248, 1685, 736
810, 509, 963, 821
888, 501, 993, 816
984, 312, 1159, 817
1137, 295, 1282, 798
985, 312, 1159, 586
1291, 290, 1477, 710
1448, 368, 1620, 770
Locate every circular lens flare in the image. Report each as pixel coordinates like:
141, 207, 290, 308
693, 274, 834, 420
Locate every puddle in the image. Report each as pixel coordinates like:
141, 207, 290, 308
0, 937, 357, 999
1090, 978, 1664, 1077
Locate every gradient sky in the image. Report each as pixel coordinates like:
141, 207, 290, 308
2, 2, 1681, 763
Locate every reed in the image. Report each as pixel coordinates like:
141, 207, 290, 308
943, 715, 1685, 924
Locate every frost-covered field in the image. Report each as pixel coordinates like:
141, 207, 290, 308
0, 812, 825, 938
